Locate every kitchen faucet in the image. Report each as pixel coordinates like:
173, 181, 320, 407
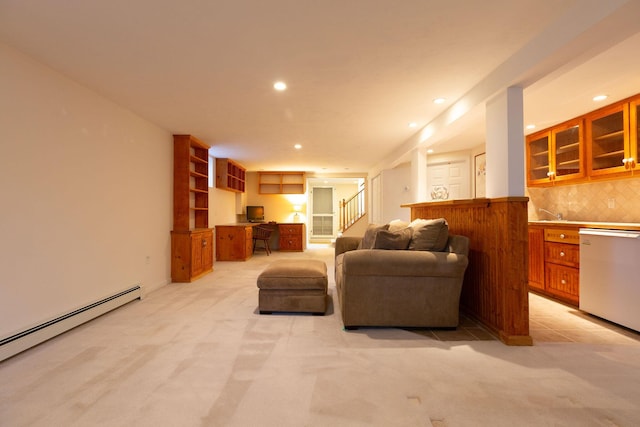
538, 208, 563, 220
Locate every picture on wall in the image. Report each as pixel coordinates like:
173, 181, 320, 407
475, 153, 486, 198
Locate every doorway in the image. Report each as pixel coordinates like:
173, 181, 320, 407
309, 186, 334, 241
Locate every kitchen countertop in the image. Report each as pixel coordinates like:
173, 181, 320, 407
528, 220, 640, 231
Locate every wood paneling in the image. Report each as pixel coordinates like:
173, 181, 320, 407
405, 197, 532, 345
528, 226, 545, 291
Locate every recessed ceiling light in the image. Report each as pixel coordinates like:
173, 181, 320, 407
593, 94, 608, 102
426, 149, 434, 154
526, 124, 536, 130
408, 122, 418, 128
433, 98, 446, 104
274, 81, 287, 91
294, 144, 302, 149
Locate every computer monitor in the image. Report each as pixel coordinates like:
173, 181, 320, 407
246, 205, 265, 222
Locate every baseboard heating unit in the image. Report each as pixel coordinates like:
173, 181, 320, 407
0, 285, 142, 362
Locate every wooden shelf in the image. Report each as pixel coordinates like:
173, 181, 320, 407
216, 158, 246, 193
258, 171, 305, 194
173, 134, 210, 231
592, 129, 624, 141
593, 149, 625, 159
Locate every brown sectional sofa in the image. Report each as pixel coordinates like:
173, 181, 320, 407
334, 219, 469, 329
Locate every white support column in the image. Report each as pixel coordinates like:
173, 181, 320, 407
485, 86, 525, 198
410, 147, 428, 203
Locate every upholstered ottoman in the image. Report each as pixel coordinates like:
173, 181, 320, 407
257, 259, 328, 315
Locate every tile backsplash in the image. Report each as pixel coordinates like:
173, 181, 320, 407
527, 178, 640, 223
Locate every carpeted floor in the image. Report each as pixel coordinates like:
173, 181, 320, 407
1, 244, 639, 426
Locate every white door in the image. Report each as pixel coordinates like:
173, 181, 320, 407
310, 186, 335, 239
427, 159, 470, 201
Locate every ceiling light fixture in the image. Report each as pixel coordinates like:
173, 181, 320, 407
526, 124, 536, 130
426, 149, 434, 154
294, 144, 302, 149
274, 81, 287, 91
433, 98, 446, 104
593, 94, 608, 102
408, 122, 417, 128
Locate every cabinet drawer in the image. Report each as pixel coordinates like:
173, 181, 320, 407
544, 242, 579, 267
279, 224, 303, 236
544, 228, 579, 244
279, 236, 302, 251
545, 263, 579, 303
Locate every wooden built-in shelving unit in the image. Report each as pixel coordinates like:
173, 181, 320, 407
171, 134, 214, 282
216, 158, 246, 192
258, 171, 305, 194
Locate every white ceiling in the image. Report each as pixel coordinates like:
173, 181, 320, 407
1, 0, 640, 174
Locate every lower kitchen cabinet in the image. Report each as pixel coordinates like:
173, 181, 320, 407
171, 228, 214, 282
528, 224, 580, 306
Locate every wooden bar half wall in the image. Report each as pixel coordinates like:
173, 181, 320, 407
404, 197, 532, 345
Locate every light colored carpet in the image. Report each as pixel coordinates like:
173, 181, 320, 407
1, 245, 639, 426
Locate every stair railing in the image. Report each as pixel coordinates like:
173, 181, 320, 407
339, 187, 366, 232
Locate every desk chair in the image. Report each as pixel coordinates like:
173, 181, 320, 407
252, 225, 274, 255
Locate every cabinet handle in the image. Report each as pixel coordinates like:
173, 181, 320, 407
560, 251, 565, 257
203, 240, 207, 246
560, 234, 565, 239
561, 279, 566, 285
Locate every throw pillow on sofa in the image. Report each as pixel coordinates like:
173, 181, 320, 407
388, 219, 409, 232
373, 228, 412, 250
408, 218, 449, 251
358, 223, 390, 249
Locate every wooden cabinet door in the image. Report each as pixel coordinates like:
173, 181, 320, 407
526, 131, 552, 186
545, 263, 579, 306
628, 96, 640, 172
191, 233, 204, 276
201, 230, 213, 271
585, 102, 629, 177
528, 227, 545, 291
551, 118, 584, 182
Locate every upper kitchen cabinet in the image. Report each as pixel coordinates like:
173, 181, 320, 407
526, 92, 640, 187
526, 131, 551, 186
585, 100, 630, 178
526, 118, 584, 187
552, 119, 584, 182
628, 95, 640, 173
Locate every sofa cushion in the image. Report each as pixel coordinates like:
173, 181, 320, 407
358, 223, 390, 249
388, 219, 409, 232
373, 228, 412, 250
408, 218, 449, 251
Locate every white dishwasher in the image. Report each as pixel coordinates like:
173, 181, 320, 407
579, 228, 640, 332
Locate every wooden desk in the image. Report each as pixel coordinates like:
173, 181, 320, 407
215, 223, 305, 261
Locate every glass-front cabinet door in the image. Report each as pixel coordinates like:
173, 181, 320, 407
526, 131, 551, 186
628, 96, 640, 173
552, 119, 584, 182
586, 102, 630, 177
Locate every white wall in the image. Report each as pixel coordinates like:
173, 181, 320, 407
0, 43, 173, 337
370, 165, 412, 224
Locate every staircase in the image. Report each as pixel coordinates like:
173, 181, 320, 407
339, 187, 366, 233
